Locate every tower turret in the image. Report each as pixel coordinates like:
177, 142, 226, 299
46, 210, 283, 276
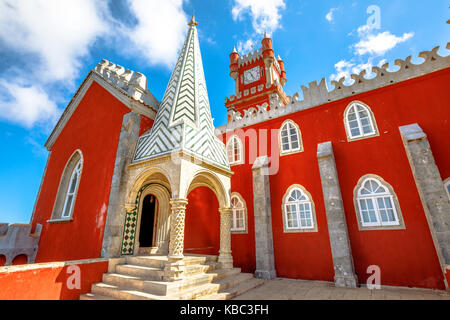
230, 46, 240, 94
277, 54, 287, 86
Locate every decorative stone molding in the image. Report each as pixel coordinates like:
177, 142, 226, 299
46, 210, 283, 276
317, 142, 358, 288
94, 59, 159, 109
218, 208, 233, 269
164, 198, 188, 281
0, 223, 42, 265
399, 123, 450, 289
217, 44, 450, 134
252, 156, 277, 280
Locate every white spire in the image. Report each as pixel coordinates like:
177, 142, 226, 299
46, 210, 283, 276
133, 18, 229, 169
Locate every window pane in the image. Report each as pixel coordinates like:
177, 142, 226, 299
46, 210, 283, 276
69, 173, 78, 193
351, 128, 360, 137
362, 125, 373, 134
348, 112, 357, 121
291, 141, 299, 149
63, 195, 73, 218
349, 120, 359, 129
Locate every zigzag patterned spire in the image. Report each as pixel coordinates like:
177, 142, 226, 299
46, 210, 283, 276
133, 19, 229, 170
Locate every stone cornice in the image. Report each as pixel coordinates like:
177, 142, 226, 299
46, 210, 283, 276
216, 44, 450, 135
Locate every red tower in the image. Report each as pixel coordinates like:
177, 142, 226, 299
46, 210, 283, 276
225, 33, 289, 116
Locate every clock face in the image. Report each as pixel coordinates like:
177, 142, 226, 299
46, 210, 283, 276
243, 66, 260, 85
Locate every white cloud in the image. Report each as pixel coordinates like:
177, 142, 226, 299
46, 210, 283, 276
237, 39, 256, 54
122, 0, 188, 68
326, 8, 338, 22
232, 0, 286, 34
0, 0, 108, 83
0, 81, 60, 128
0, 0, 190, 128
354, 31, 414, 56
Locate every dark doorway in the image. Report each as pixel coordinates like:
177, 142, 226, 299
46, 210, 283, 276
139, 194, 156, 247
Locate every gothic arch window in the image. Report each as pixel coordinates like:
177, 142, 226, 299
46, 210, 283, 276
50, 150, 83, 222
354, 175, 405, 230
282, 185, 317, 233
344, 101, 379, 141
226, 135, 243, 165
230, 193, 248, 234
444, 178, 450, 201
279, 120, 303, 155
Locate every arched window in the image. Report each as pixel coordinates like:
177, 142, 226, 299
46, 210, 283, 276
444, 178, 450, 201
282, 185, 317, 233
230, 193, 247, 233
50, 150, 83, 222
280, 120, 302, 155
344, 102, 378, 141
226, 135, 243, 165
355, 176, 404, 229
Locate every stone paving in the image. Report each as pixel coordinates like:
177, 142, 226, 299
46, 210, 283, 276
233, 278, 450, 300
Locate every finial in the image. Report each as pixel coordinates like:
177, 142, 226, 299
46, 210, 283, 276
264, 30, 269, 39
232, 45, 238, 53
277, 54, 282, 61
188, 14, 198, 26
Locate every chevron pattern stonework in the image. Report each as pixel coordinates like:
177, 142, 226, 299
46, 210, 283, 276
133, 20, 229, 170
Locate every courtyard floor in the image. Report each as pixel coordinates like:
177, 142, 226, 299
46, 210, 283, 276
232, 278, 450, 300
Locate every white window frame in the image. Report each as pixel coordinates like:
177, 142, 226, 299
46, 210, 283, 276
282, 185, 317, 233
230, 193, 248, 234
61, 161, 82, 219
226, 135, 243, 165
279, 120, 303, 155
49, 150, 83, 223
344, 101, 378, 141
355, 176, 403, 229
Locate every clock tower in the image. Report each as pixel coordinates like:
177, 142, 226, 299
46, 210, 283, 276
225, 33, 289, 117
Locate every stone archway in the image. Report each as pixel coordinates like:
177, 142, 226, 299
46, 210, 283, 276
120, 168, 173, 256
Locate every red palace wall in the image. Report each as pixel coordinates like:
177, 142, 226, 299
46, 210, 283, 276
184, 187, 220, 256
0, 259, 108, 300
31, 81, 131, 263
219, 67, 450, 290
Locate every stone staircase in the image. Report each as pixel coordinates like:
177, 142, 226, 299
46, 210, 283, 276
80, 254, 264, 300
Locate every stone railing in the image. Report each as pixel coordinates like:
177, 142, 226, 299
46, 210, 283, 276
0, 223, 42, 265
217, 44, 450, 134
94, 59, 159, 110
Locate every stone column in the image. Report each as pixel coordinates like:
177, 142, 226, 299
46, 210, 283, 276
252, 156, 277, 280
218, 208, 233, 269
399, 124, 450, 289
164, 198, 188, 281
101, 111, 141, 258
317, 142, 358, 288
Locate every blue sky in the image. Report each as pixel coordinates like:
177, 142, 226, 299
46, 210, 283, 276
0, 0, 448, 224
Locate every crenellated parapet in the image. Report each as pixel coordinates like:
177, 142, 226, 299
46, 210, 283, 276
217, 45, 450, 134
238, 48, 263, 67
0, 223, 42, 266
94, 59, 159, 110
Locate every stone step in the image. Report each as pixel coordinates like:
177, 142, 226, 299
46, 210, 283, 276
124, 254, 218, 269
201, 278, 265, 300
208, 267, 241, 282
91, 282, 166, 300
80, 292, 118, 300
116, 264, 164, 280
125, 256, 167, 269
173, 272, 255, 300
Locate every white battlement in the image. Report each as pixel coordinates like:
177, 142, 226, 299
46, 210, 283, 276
238, 48, 263, 67
94, 59, 159, 110
0, 223, 42, 265
217, 44, 450, 134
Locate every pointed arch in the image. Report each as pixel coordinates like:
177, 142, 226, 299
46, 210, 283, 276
344, 101, 379, 141
230, 192, 248, 234
353, 174, 405, 230
282, 184, 318, 233
226, 135, 243, 165
49, 150, 83, 222
279, 120, 303, 155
